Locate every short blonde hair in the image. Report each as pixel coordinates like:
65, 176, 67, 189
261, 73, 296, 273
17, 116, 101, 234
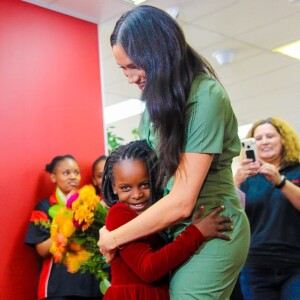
247, 117, 300, 165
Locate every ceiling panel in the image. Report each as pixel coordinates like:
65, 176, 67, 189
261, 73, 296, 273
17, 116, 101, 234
181, 23, 228, 52
226, 63, 300, 102
218, 51, 295, 85
238, 12, 300, 49
193, 0, 299, 37
177, 0, 239, 23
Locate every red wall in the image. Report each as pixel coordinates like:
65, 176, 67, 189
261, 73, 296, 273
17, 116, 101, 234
0, 1, 105, 299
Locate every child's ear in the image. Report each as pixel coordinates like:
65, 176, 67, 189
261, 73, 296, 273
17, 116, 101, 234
50, 173, 57, 184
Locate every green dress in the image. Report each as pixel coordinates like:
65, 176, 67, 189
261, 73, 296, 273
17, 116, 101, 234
139, 74, 250, 300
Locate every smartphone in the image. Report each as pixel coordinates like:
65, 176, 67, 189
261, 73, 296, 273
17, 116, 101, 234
241, 138, 258, 162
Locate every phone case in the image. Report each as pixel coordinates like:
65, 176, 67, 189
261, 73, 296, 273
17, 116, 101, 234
241, 138, 258, 162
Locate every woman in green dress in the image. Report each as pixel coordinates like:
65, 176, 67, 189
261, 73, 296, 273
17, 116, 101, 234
99, 5, 250, 299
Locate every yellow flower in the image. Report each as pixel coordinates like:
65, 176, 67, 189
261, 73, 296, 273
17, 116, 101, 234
51, 206, 76, 238
65, 247, 91, 273
71, 185, 99, 231
50, 233, 68, 263
61, 217, 76, 237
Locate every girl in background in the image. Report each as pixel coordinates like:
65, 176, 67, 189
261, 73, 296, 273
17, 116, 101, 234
25, 155, 101, 300
92, 155, 108, 208
92, 155, 107, 198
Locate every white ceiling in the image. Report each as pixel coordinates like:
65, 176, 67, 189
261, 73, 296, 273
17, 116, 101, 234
23, 0, 300, 141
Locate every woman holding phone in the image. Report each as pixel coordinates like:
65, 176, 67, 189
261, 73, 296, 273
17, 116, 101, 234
234, 117, 300, 300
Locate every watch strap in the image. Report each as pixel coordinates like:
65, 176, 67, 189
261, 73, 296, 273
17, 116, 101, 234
275, 175, 286, 189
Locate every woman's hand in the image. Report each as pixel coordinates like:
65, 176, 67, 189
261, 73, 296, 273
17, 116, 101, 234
98, 226, 117, 263
192, 206, 233, 241
234, 158, 260, 187
258, 162, 282, 185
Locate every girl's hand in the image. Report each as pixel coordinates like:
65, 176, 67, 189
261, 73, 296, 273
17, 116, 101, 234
192, 206, 233, 241
234, 158, 260, 187
98, 226, 117, 263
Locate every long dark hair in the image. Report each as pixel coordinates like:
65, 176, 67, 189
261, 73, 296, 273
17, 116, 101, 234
102, 140, 162, 207
111, 5, 218, 183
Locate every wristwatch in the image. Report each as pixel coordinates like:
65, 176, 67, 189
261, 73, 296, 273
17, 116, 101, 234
275, 175, 287, 189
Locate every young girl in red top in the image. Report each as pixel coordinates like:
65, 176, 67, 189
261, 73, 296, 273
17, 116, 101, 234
101, 141, 232, 300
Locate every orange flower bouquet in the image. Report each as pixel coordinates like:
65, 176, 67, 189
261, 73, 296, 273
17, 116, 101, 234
36, 185, 110, 294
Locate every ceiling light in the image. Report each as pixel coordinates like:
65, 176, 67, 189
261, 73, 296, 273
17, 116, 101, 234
272, 40, 300, 61
105, 99, 145, 124
166, 7, 180, 19
212, 49, 235, 65
289, 0, 300, 6
121, 0, 147, 5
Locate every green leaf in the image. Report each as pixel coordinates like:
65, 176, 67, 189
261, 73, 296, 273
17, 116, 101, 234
106, 126, 125, 153
131, 128, 139, 141
73, 236, 86, 244
48, 204, 63, 218
100, 278, 111, 295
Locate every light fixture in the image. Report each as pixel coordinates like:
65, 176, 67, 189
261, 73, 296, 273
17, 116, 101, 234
289, 0, 300, 6
121, 0, 147, 5
166, 7, 180, 19
212, 49, 235, 65
105, 99, 145, 124
272, 40, 300, 61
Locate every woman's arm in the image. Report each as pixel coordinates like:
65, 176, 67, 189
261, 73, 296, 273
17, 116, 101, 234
279, 180, 300, 211
98, 152, 213, 256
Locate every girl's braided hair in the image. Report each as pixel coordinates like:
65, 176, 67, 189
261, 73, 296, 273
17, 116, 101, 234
102, 140, 162, 207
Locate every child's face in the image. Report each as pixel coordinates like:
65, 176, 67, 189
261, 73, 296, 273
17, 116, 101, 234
93, 159, 106, 193
112, 159, 150, 215
51, 158, 81, 195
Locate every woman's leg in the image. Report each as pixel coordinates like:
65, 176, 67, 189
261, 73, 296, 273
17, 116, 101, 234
241, 266, 300, 300
240, 267, 279, 300
170, 209, 250, 300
